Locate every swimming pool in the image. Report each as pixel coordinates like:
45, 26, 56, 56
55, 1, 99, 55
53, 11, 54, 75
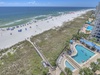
72, 45, 95, 64
86, 26, 93, 31
65, 61, 75, 71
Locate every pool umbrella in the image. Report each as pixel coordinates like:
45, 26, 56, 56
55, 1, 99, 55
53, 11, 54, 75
70, 40, 73, 44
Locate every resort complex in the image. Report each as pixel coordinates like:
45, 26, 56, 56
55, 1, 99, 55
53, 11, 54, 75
0, 1, 100, 75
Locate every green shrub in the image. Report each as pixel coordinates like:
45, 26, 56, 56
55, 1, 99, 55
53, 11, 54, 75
65, 68, 72, 75
60, 71, 65, 75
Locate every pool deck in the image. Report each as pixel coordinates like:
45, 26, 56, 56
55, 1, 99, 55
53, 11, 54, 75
70, 42, 100, 75
56, 41, 100, 75
57, 52, 80, 75
80, 24, 92, 34
70, 42, 77, 56
74, 52, 100, 75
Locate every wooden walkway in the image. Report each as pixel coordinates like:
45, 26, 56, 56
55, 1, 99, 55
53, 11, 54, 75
26, 38, 53, 70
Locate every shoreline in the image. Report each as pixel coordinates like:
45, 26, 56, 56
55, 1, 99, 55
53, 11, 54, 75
0, 9, 90, 28
0, 11, 74, 28
0, 9, 93, 49
0, 9, 92, 29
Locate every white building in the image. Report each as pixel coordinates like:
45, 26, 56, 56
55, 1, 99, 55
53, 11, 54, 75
91, 2, 100, 41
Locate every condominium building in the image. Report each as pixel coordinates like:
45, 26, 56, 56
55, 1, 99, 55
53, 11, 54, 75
95, 3, 100, 16
91, 2, 100, 41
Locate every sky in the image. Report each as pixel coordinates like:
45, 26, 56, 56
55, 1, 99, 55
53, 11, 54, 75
0, 0, 99, 7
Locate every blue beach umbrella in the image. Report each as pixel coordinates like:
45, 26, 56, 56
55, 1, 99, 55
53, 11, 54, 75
70, 40, 73, 44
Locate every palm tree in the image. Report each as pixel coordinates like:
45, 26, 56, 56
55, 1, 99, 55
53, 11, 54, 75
79, 67, 94, 75
72, 33, 84, 40
90, 62, 99, 72
60, 71, 65, 75
97, 59, 100, 70
72, 32, 89, 41
97, 58, 100, 64
65, 68, 72, 75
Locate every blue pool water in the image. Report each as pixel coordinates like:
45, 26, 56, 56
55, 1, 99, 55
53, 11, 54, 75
65, 61, 75, 71
86, 26, 93, 31
72, 45, 95, 64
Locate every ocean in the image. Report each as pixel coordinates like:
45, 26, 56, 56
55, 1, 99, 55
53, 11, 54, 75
0, 7, 93, 28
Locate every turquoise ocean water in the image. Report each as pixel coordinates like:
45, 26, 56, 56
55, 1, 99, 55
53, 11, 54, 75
0, 7, 93, 28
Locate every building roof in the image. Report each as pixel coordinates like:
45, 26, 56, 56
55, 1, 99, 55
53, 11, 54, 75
84, 40, 95, 47
80, 39, 100, 51
80, 39, 95, 47
95, 45, 100, 50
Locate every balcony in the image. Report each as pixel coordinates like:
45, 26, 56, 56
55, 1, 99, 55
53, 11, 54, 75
96, 35, 100, 38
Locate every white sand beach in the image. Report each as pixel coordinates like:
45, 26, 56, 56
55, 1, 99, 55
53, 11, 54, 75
0, 9, 92, 49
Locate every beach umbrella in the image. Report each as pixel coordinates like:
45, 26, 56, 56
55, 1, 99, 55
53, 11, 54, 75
18, 29, 22, 32
70, 40, 73, 44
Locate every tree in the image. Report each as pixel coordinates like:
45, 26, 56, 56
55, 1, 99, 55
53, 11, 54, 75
97, 58, 100, 64
97, 59, 100, 70
60, 71, 65, 75
90, 62, 99, 72
79, 32, 89, 39
79, 67, 94, 75
72, 32, 89, 40
65, 68, 72, 75
42, 71, 47, 75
